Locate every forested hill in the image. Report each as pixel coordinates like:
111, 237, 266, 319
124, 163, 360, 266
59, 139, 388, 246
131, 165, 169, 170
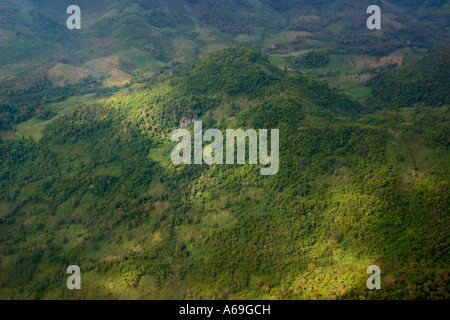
0, 47, 448, 299
370, 48, 450, 107
1, 0, 448, 133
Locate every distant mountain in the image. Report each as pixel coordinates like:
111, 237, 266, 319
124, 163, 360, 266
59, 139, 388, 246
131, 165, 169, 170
1, 1, 448, 78
1, 0, 448, 132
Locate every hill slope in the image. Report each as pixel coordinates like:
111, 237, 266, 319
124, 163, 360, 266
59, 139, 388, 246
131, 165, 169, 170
0, 47, 448, 299
369, 48, 450, 107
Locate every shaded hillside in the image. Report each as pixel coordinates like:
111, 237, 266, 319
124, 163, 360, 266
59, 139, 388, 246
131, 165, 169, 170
370, 48, 450, 107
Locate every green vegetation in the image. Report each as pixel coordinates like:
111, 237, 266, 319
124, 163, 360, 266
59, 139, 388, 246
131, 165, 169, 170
0, 46, 448, 300
0, 77, 119, 131
1, 0, 448, 93
292, 50, 330, 68
369, 49, 450, 108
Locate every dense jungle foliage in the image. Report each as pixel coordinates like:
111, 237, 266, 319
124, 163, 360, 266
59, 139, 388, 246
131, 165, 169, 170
0, 46, 448, 299
369, 49, 450, 108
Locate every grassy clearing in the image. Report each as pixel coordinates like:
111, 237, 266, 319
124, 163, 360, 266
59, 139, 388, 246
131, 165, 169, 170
350, 86, 372, 100
14, 118, 46, 141
47, 63, 94, 86
148, 148, 164, 162
11, 93, 104, 142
